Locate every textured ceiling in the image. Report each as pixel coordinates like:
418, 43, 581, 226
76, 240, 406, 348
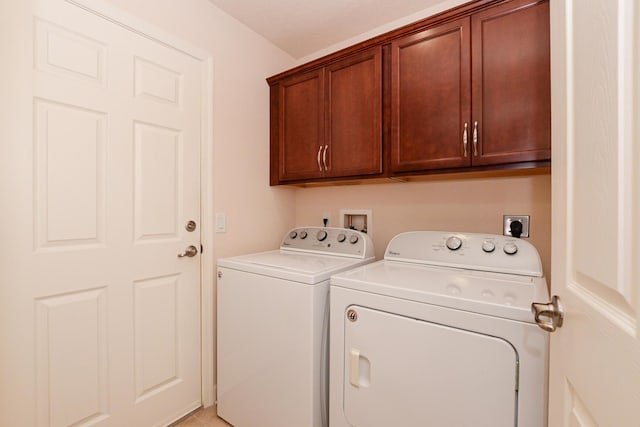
207, 0, 449, 58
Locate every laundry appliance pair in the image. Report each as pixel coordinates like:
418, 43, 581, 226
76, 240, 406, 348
217, 227, 549, 427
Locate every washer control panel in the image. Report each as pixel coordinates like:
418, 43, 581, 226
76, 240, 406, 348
281, 227, 373, 258
385, 231, 543, 277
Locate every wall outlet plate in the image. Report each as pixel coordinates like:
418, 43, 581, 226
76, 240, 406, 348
503, 215, 530, 238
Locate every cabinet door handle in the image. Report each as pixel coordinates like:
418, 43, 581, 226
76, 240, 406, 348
473, 121, 478, 157
322, 145, 328, 171
317, 145, 323, 171
463, 123, 468, 157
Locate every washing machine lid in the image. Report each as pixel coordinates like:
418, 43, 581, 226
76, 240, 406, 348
330, 260, 549, 323
218, 250, 375, 284
218, 226, 376, 284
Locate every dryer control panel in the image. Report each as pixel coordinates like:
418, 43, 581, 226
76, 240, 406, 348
385, 231, 543, 277
281, 227, 374, 259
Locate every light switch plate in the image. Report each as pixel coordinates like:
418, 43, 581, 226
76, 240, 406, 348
215, 213, 226, 233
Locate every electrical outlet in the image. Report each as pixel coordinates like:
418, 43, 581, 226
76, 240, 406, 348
503, 215, 530, 238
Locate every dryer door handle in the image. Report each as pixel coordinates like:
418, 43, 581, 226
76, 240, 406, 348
349, 349, 360, 387
349, 349, 371, 388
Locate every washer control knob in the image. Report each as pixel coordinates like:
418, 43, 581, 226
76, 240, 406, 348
503, 242, 518, 255
445, 236, 462, 251
337, 233, 346, 243
349, 234, 359, 244
299, 231, 308, 239
289, 231, 298, 239
316, 230, 328, 241
482, 240, 496, 253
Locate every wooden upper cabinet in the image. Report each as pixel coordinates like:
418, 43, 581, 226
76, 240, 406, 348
270, 46, 382, 184
472, 0, 551, 165
390, 0, 550, 174
268, 0, 551, 185
325, 47, 382, 178
391, 18, 471, 172
274, 69, 325, 183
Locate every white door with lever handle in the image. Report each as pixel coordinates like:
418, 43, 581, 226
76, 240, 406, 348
0, 1, 203, 425
546, 1, 640, 426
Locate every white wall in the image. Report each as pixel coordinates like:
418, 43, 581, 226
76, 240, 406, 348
103, 0, 298, 260
297, 0, 467, 64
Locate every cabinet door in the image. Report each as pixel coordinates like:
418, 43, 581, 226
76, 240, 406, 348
325, 47, 382, 178
274, 69, 325, 182
471, 0, 550, 165
390, 18, 471, 173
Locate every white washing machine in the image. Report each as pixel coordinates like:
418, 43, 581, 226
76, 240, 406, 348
217, 227, 375, 427
329, 231, 549, 427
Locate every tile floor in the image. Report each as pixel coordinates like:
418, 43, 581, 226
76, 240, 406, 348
172, 406, 231, 427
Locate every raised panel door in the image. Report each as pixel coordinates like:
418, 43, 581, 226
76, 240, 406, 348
275, 69, 325, 182
325, 46, 382, 178
390, 17, 471, 172
471, 0, 551, 166
549, 0, 640, 425
1, 1, 202, 425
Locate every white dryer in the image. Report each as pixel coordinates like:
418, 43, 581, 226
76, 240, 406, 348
329, 231, 549, 427
217, 227, 375, 427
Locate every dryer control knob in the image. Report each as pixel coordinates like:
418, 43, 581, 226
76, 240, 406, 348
482, 240, 496, 253
299, 231, 308, 239
337, 233, 346, 243
289, 231, 298, 239
503, 242, 518, 255
349, 234, 359, 244
316, 230, 328, 241
446, 236, 462, 251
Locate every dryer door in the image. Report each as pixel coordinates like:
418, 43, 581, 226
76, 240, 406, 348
343, 305, 518, 427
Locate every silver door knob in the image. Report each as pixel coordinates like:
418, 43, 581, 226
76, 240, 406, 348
531, 295, 564, 332
178, 245, 198, 258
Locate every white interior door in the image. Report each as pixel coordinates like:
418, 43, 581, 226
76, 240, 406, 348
549, 0, 640, 426
0, 0, 202, 425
